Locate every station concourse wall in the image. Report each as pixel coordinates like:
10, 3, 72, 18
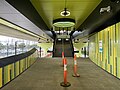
73, 42, 88, 57
0, 48, 38, 88
89, 22, 120, 79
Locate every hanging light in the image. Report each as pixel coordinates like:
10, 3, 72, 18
60, 0, 70, 16
60, 8, 70, 16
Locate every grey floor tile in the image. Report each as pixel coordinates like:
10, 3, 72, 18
1, 57, 120, 90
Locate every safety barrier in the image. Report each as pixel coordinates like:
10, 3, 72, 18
0, 48, 38, 88
60, 58, 71, 87
62, 52, 64, 66
72, 55, 80, 77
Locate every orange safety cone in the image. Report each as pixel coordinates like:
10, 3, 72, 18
60, 58, 71, 87
62, 52, 64, 67
72, 54, 80, 77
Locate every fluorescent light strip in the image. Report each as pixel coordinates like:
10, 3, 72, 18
0, 18, 46, 40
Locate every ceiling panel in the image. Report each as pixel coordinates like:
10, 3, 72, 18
0, 0, 52, 41
30, 0, 102, 29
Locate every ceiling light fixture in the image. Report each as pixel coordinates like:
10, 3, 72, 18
60, 0, 70, 16
53, 18, 75, 28
61, 8, 70, 16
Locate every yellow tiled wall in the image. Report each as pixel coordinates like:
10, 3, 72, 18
0, 68, 2, 87
0, 50, 38, 88
89, 22, 120, 78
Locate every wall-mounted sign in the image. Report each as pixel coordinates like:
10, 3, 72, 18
99, 40, 103, 52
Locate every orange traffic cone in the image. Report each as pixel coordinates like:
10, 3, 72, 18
62, 52, 64, 67
72, 55, 80, 77
60, 58, 71, 87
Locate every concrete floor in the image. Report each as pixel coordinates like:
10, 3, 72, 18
1, 57, 120, 90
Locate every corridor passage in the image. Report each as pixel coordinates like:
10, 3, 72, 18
1, 58, 120, 90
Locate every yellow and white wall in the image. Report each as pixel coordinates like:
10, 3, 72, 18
89, 22, 120, 78
73, 42, 88, 57
0, 50, 38, 88
38, 43, 53, 57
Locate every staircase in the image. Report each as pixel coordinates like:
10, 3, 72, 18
53, 38, 74, 57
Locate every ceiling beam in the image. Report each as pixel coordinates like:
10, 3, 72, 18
5, 0, 54, 38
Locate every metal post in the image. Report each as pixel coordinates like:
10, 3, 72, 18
15, 41, 17, 55
62, 28, 64, 55
39, 47, 41, 57
6, 43, 8, 56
